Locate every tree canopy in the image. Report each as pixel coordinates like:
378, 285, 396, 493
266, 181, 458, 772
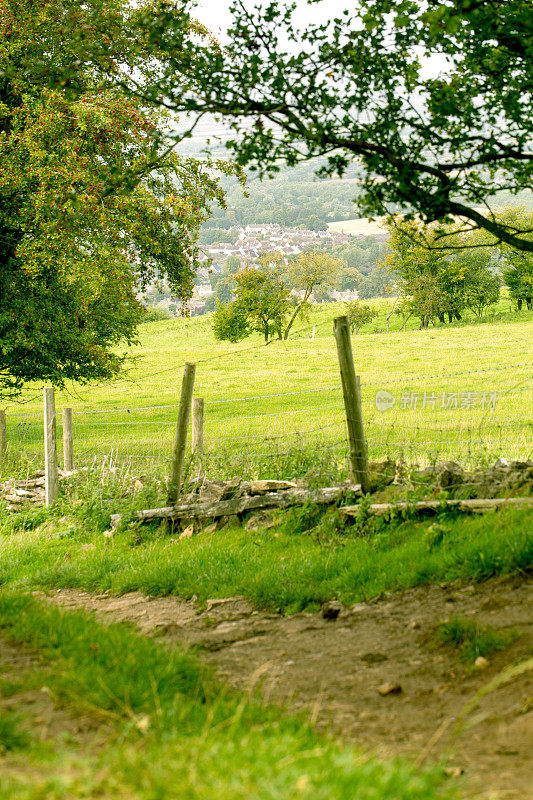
211, 249, 344, 342
0, 0, 242, 396
128, 0, 533, 252
382, 217, 501, 327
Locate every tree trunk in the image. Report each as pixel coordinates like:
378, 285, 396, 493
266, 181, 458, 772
517, 298, 523, 310
527, 298, 532, 310
386, 292, 401, 333
438, 313, 445, 323
283, 290, 311, 339
400, 313, 412, 331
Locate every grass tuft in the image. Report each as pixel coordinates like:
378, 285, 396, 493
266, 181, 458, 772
0, 709, 30, 751
437, 617, 520, 663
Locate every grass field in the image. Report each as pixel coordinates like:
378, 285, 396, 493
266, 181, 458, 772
2, 298, 532, 480
327, 217, 388, 235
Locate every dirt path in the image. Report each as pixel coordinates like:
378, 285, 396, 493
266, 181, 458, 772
44, 575, 533, 799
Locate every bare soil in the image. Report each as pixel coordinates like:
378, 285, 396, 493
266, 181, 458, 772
43, 576, 533, 799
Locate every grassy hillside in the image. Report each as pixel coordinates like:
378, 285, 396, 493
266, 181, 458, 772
3, 299, 532, 479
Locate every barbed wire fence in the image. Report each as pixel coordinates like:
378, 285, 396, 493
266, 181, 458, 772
1, 323, 532, 492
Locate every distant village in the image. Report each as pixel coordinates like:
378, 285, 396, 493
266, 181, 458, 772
144, 223, 387, 316
200, 223, 354, 269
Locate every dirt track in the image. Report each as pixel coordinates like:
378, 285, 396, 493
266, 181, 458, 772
44, 575, 533, 799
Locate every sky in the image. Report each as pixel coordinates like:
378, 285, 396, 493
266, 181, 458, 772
193, 0, 353, 37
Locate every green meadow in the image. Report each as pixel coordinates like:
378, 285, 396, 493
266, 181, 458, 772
3, 298, 532, 479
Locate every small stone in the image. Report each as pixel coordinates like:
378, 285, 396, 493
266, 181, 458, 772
219, 477, 242, 501
179, 525, 194, 539
444, 766, 464, 778
377, 682, 402, 696
133, 479, 144, 490
244, 510, 276, 531
474, 656, 489, 670
361, 652, 388, 665
494, 458, 509, 468
205, 596, 244, 612
436, 461, 464, 490
102, 530, 113, 539
408, 620, 421, 630
135, 714, 151, 734
198, 479, 227, 503
203, 522, 218, 535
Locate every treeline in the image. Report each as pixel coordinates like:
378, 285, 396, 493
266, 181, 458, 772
197, 153, 370, 232
327, 238, 390, 298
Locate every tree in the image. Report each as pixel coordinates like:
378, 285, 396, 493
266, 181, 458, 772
498, 209, 533, 310
283, 251, 344, 339
0, 0, 241, 396
212, 261, 291, 343
337, 267, 363, 292
211, 299, 250, 343
233, 266, 291, 342
345, 301, 379, 334
130, 0, 533, 252
383, 218, 500, 327
357, 267, 393, 300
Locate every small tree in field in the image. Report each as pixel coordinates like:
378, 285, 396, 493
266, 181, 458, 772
283, 251, 344, 339
345, 301, 379, 334
211, 301, 250, 343
211, 264, 291, 343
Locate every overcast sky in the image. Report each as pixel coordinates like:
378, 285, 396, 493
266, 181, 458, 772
193, 0, 352, 37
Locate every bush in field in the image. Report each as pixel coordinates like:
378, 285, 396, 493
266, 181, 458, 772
212, 300, 251, 343
345, 300, 379, 333
140, 307, 172, 323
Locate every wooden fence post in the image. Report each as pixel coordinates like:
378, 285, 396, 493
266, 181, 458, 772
167, 363, 196, 505
62, 407, 74, 471
43, 387, 59, 505
0, 411, 6, 459
333, 315, 370, 494
192, 397, 204, 462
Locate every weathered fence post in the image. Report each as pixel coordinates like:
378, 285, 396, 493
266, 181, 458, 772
192, 397, 204, 465
334, 315, 370, 494
43, 387, 59, 505
167, 363, 196, 505
62, 407, 74, 471
0, 410, 6, 459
